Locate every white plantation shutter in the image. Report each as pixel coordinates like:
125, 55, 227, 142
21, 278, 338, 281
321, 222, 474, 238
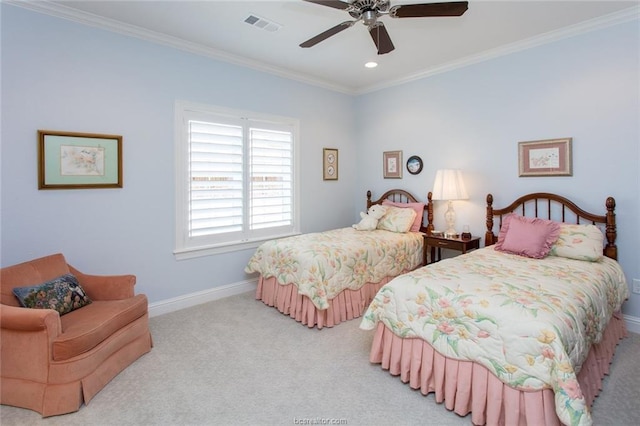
188, 120, 243, 238
175, 101, 299, 257
249, 127, 292, 232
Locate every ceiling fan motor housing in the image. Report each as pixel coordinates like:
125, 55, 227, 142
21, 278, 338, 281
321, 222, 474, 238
349, 0, 390, 20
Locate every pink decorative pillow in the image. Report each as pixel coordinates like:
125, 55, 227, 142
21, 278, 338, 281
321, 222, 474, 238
495, 214, 561, 259
382, 200, 425, 232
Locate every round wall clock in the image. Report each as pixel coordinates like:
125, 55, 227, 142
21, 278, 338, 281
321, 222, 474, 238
406, 155, 423, 175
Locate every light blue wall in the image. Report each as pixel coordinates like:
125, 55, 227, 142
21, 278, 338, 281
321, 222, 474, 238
0, 5, 357, 302
354, 20, 640, 317
2, 5, 639, 317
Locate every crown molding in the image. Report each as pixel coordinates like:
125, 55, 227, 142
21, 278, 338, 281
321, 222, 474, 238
5, 1, 639, 96
4, 0, 355, 95
360, 5, 640, 94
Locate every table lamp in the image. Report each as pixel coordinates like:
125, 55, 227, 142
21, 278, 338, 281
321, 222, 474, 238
431, 169, 468, 238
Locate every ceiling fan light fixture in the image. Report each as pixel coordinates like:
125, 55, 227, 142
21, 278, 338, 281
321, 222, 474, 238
362, 10, 378, 26
365, 61, 378, 68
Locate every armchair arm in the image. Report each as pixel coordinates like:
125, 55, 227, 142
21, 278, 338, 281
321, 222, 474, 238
0, 304, 61, 333
1, 304, 61, 381
69, 265, 136, 301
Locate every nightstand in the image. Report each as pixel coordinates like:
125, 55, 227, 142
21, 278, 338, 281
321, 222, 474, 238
423, 234, 480, 265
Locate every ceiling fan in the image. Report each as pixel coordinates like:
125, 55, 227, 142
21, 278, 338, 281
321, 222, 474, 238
300, 0, 468, 55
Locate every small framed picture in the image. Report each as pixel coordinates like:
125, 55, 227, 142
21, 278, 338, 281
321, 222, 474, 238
406, 155, 423, 175
323, 148, 338, 180
38, 130, 123, 189
383, 150, 402, 179
518, 138, 572, 177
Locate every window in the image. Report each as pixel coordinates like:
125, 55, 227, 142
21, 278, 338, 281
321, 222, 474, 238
175, 101, 299, 259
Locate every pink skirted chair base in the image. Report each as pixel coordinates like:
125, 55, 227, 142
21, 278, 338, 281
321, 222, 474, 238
369, 312, 627, 426
256, 276, 396, 329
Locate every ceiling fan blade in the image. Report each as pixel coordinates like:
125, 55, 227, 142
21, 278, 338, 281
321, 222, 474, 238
390, 1, 469, 18
300, 21, 354, 48
369, 23, 395, 55
302, 0, 351, 10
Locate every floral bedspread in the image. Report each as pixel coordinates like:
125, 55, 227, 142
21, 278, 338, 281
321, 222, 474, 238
360, 246, 628, 426
245, 227, 423, 310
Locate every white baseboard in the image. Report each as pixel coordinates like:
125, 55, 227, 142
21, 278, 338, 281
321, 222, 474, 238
624, 314, 640, 335
148, 279, 257, 318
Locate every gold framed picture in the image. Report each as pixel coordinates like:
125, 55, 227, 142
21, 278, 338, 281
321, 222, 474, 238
38, 130, 123, 189
323, 148, 338, 180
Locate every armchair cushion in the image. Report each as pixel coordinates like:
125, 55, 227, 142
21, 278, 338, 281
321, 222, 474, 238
13, 273, 91, 315
54, 294, 148, 361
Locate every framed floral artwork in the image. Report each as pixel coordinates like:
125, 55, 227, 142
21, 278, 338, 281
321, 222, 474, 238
38, 130, 123, 189
518, 138, 572, 177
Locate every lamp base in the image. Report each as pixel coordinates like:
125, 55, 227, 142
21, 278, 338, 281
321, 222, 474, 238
443, 201, 457, 239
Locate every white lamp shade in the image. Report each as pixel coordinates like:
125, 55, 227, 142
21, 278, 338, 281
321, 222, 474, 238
431, 169, 468, 201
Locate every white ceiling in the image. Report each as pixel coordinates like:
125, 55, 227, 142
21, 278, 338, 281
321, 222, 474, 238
15, 0, 640, 94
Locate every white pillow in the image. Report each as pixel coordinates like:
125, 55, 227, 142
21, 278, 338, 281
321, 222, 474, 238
548, 224, 604, 262
377, 206, 417, 233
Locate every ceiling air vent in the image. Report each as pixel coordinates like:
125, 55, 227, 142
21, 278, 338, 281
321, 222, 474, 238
244, 14, 282, 32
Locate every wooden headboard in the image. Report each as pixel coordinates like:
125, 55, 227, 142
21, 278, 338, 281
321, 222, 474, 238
484, 192, 617, 260
367, 189, 434, 232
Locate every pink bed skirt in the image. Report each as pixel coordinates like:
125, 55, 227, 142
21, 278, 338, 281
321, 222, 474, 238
256, 276, 395, 329
369, 312, 627, 426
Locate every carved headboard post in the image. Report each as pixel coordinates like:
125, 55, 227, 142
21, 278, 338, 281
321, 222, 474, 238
604, 196, 618, 260
366, 190, 373, 210
485, 194, 495, 246
426, 191, 434, 234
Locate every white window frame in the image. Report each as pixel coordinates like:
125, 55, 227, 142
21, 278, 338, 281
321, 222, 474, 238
174, 100, 300, 260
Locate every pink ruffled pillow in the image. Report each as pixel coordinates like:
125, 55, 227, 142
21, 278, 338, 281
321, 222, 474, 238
382, 200, 425, 232
495, 214, 561, 259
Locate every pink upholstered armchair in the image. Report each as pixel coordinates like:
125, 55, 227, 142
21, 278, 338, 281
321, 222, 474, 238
0, 253, 152, 417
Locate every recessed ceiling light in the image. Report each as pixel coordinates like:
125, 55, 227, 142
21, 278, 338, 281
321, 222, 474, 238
365, 61, 378, 68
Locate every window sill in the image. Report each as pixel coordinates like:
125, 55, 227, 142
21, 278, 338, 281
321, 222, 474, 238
173, 232, 301, 261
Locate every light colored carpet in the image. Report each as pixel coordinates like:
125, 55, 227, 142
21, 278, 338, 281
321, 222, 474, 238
1, 291, 639, 426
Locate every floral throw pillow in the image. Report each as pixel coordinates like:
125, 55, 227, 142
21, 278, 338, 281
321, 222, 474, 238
382, 200, 425, 232
548, 224, 604, 262
377, 206, 417, 233
13, 273, 92, 315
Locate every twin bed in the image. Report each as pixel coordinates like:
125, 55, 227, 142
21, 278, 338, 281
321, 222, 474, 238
245, 190, 629, 425
361, 192, 628, 426
246, 189, 430, 329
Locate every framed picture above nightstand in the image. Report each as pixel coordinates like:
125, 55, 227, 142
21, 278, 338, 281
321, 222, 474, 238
383, 150, 402, 179
423, 233, 480, 265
